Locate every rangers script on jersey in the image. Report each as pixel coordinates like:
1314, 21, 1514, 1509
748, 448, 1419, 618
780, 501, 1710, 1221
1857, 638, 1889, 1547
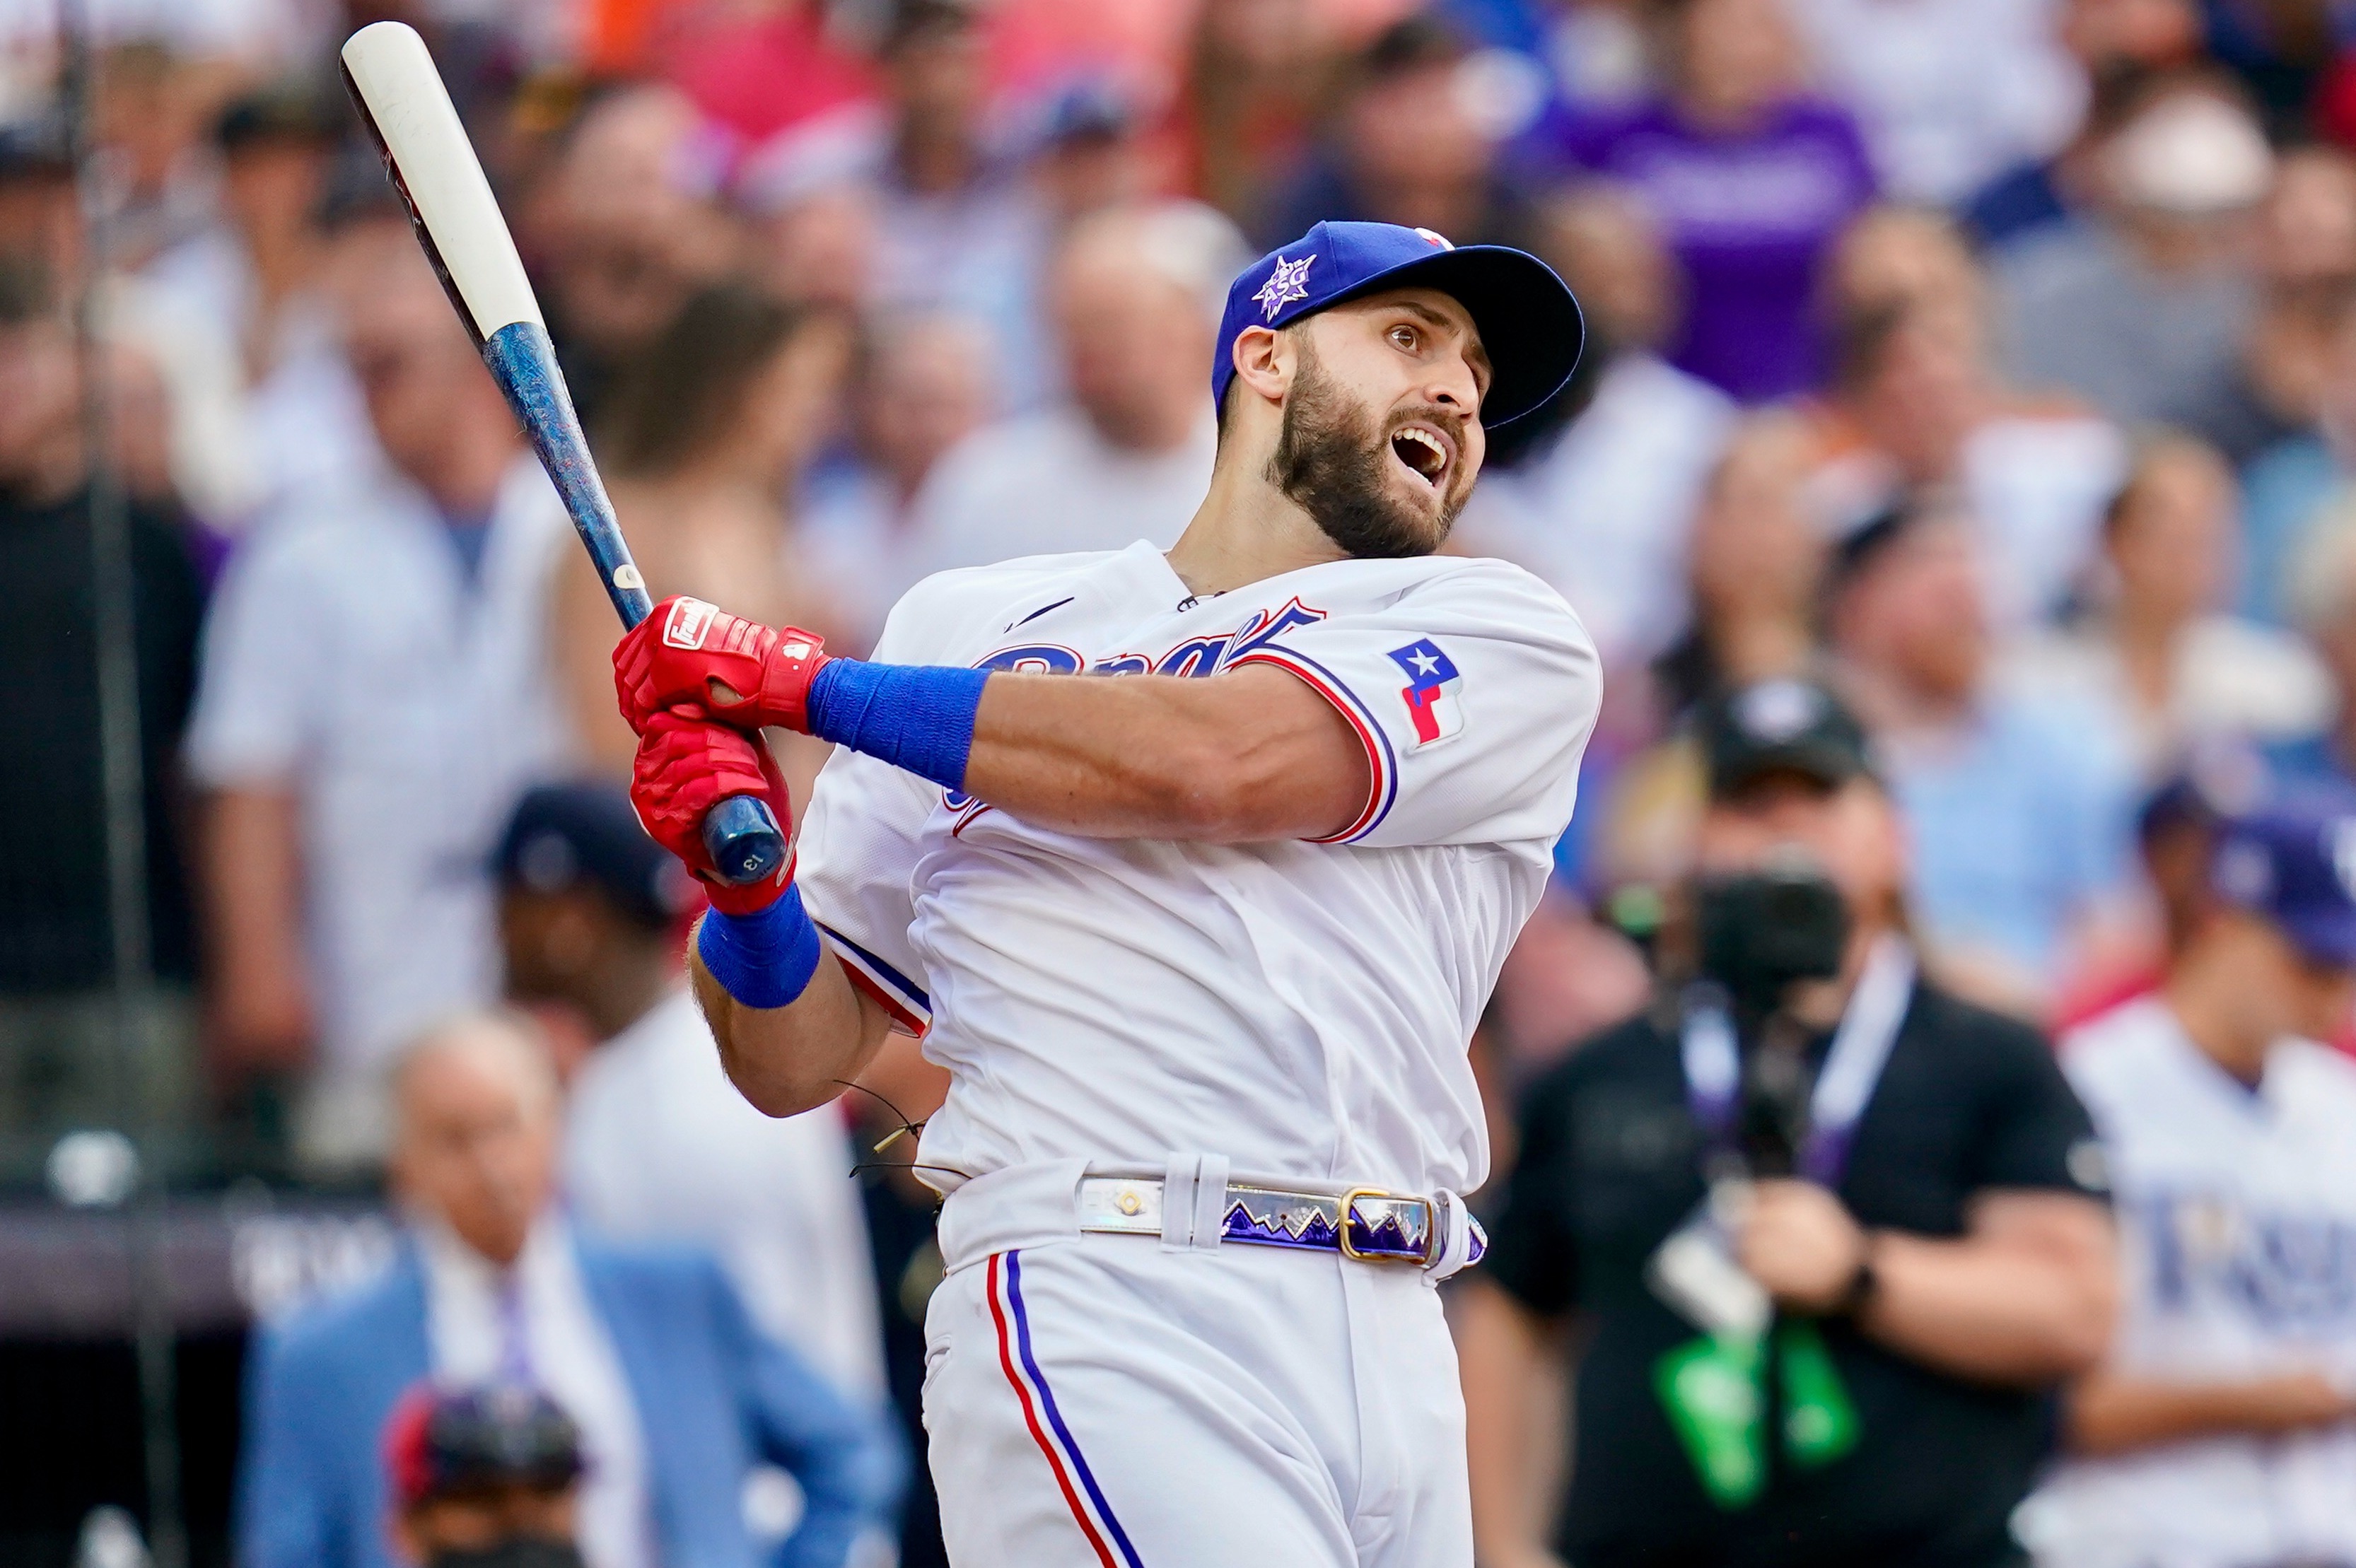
796, 540, 1601, 1202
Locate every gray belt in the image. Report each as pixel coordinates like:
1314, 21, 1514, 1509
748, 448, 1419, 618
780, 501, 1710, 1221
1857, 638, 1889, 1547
1076, 1175, 1482, 1269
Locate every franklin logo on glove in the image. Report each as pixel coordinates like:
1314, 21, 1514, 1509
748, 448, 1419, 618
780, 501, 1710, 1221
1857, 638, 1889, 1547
663, 597, 717, 651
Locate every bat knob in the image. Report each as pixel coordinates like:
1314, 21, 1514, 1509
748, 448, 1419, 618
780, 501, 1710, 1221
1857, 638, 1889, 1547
701, 795, 788, 887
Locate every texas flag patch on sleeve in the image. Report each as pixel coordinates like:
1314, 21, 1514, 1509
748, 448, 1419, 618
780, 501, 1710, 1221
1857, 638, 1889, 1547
1387, 638, 1464, 747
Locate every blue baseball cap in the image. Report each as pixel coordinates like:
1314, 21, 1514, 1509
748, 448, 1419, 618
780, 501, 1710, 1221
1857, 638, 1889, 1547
2210, 790, 2356, 967
1212, 221, 1584, 429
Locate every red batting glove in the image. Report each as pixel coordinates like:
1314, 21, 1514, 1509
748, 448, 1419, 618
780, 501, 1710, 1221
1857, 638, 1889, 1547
629, 708, 798, 915
614, 596, 829, 737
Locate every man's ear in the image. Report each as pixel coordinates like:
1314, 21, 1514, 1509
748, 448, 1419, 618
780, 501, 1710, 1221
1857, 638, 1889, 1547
1229, 324, 1292, 411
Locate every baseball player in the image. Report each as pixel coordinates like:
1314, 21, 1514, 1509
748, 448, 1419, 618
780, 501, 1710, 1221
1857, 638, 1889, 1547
2020, 792, 2356, 1568
614, 221, 1594, 1566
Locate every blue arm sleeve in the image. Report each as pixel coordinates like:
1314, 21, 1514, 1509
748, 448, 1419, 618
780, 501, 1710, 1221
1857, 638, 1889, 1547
805, 659, 989, 792
709, 1265, 908, 1568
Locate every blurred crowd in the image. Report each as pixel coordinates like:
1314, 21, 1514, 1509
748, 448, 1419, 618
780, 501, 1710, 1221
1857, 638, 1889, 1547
6, 0, 2356, 1565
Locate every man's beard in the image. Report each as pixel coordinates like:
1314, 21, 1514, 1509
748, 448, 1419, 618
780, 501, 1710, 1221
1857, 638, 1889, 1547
1267, 342, 1468, 559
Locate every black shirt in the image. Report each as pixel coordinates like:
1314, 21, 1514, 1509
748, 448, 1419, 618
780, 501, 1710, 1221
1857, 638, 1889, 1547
0, 487, 205, 990
1483, 981, 2105, 1568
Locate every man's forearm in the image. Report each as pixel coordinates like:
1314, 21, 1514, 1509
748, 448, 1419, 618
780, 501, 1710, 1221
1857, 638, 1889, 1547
1459, 1277, 1571, 1568
960, 665, 1365, 841
690, 942, 892, 1118
2067, 1369, 2355, 1455
202, 788, 313, 1068
1858, 1225, 2114, 1386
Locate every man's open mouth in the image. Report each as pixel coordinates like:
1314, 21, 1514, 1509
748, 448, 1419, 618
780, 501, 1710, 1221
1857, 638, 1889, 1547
1389, 423, 1454, 488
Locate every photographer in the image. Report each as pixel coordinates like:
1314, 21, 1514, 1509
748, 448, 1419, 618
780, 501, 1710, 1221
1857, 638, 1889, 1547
1461, 678, 2118, 1568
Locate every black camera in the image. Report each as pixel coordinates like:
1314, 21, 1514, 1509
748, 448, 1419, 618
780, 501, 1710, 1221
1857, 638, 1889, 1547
1693, 854, 1850, 1020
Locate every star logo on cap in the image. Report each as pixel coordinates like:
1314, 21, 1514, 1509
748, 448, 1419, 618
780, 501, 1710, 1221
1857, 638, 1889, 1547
1254, 252, 1314, 322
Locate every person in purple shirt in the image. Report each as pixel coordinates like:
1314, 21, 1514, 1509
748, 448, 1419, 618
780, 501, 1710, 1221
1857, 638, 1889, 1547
1522, 0, 1877, 402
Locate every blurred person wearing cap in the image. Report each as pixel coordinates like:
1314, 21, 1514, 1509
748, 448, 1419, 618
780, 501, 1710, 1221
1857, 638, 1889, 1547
0, 256, 209, 1183
493, 783, 887, 1402
1457, 182, 1739, 673
1828, 500, 2142, 1015
184, 209, 570, 1173
2051, 743, 2267, 1034
897, 199, 1249, 576
1996, 79, 2274, 435
2019, 791, 2356, 1568
1527, 0, 1878, 403
1463, 675, 2116, 1568
384, 1385, 587, 1568
236, 1011, 903, 1568
602, 218, 1589, 1562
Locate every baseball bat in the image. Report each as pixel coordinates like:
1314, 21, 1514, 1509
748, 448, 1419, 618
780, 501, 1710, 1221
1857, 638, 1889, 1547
339, 21, 786, 887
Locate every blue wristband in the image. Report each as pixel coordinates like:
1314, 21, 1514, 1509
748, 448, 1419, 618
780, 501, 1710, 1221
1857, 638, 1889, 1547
695, 886, 824, 1010
805, 659, 989, 791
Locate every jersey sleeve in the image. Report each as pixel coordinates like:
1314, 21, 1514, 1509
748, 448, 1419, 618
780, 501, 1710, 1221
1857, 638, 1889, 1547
793, 573, 991, 1034
1232, 560, 1601, 849
1965, 1010, 2109, 1200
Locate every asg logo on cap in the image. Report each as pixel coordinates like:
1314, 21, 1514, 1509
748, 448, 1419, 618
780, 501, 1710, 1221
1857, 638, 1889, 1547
1254, 253, 1314, 322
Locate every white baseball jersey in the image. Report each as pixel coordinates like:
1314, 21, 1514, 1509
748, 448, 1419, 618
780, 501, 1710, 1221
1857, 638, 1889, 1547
2020, 998, 2356, 1568
796, 539, 1599, 1202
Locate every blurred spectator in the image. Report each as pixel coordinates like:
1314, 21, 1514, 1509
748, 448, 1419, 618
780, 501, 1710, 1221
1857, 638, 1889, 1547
88, 40, 216, 271
2200, 143, 2356, 466
2013, 434, 2331, 778
1812, 211, 2128, 626
549, 282, 850, 781
2051, 743, 2263, 1035
527, 84, 740, 430
2023, 794, 2356, 1568
185, 211, 568, 1173
1459, 182, 1737, 669
1650, 410, 1827, 717
1533, 0, 1877, 403
385, 1385, 587, 1568
800, 310, 996, 652
494, 783, 887, 1400
144, 81, 375, 521
860, 0, 1059, 410
1262, 15, 1533, 250
0, 257, 206, 1182
1997, 81, 2274, 434
2247, 299, 2356, 629
235, 1012, 902, 1568
900, 199, 1245, 576
1483, 0, 1654, 118
3, 105, 257, 529
1964, 0, 2209, 251
1828, 502, 2140, 1013
1785, 0, 2083, 206
2270, 496, 2356, 790
1462, 677, 2116, 1568
1177, 0, 1342, 233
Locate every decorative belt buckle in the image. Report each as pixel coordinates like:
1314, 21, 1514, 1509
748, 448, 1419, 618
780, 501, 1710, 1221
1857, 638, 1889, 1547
1337, 1186, 1435, 1266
